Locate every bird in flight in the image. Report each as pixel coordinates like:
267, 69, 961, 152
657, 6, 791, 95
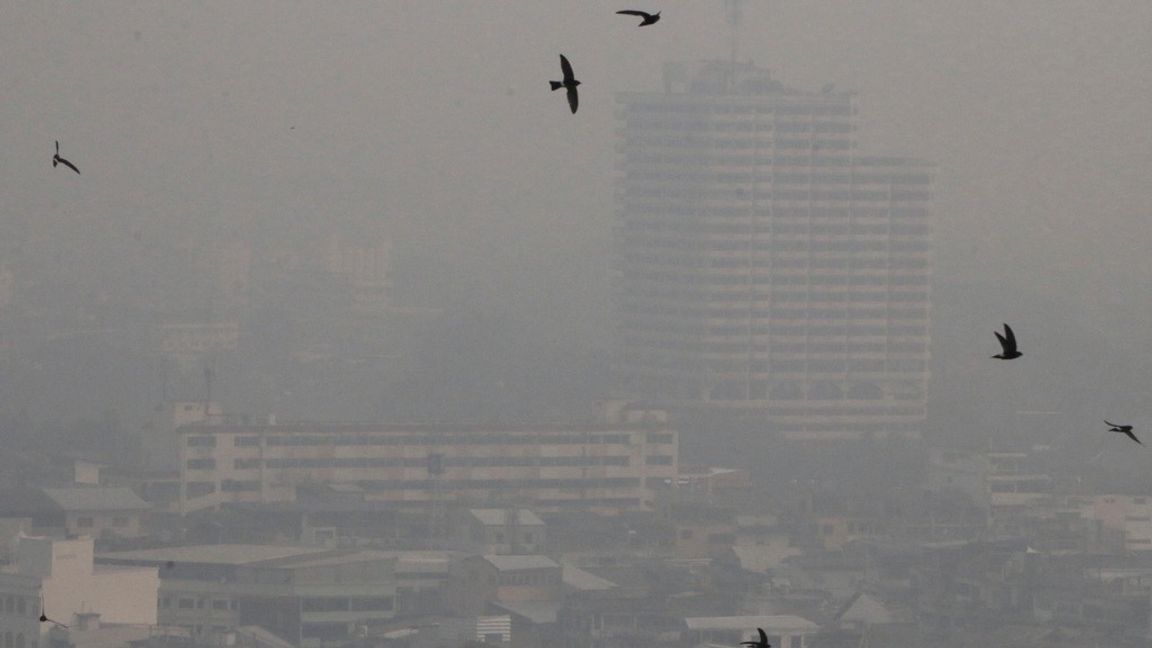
617, 10, 661, 26
40, 597, 68, 628
1105, 420, 1141, 445
740, 628, 771, 648
52, 141, 80, 175
991, 323, 1022, 360
550, 54, 580, 114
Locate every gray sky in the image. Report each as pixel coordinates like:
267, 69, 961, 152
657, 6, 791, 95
2, 1, 1150, 434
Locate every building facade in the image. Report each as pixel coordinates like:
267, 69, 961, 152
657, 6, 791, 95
0, 536, 158, 648
178, 422, 678, 514
99, 545, 398, 647
615, 61, 934, 442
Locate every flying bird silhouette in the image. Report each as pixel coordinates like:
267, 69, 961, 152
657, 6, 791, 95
52, 141, 80, 175
1105, 420, 1141, 445
740, 628, 771, 648
549, 54, 580, 114
40, 597, 68, 628
991, 323, 1022, 360
617, 10, 661, 26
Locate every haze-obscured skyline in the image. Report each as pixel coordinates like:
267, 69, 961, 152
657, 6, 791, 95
1, 1, 1150, 443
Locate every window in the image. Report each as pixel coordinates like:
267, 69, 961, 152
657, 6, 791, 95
187, 482, 216, 497
112, 517, 129, 527
212, 600, 229, 611
15, 598, 24, 615
302, 598, 349, 612
646, 455, 673, 466
76, 517, 94, 528
349, 597, 393, 611
178, 598, 195, 609
186, 436, 216, 447
234, 436, 260, 447
234, 459, 260, 469
186, 459, 215, 470
160, 598, 170, 609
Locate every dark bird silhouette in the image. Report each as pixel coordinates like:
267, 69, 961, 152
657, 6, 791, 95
549, 54, 580, 114
740, 628, 771, 648
52, 141, 80, 175
991, 323, 1022, 360
40, 597, 68, 628
1105, 420, 1141, 445
617, 10, 661, 26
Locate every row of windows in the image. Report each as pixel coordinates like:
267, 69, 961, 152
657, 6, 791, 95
625, 187, 931, 202
626, 171, 929, 185
622, 322, 929, 337
622, 355, 927, 373
246, 433, 633, 447
188, 477, 648, 497
621, 221, 931, 236
626, 153, 923, 168
301, 596, 394, 612
624, 238, 932, 253
232, 456, 634, 470
622, 205, 929, 219
0, 633, 30, 648
357, 477, 643, 490
75, 516, 131, 527
0, 596, 31, 616
623, 307, 929, 322
622, 136, 855, 151
625, 120, 853, 134
626, 258, 931, 271
622, 102, 854, 116
161, 596, 237, 611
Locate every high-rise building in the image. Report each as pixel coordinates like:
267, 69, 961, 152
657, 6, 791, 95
614, 61, 934, 443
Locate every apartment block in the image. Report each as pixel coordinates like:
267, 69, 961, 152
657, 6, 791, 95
178, 422, 678, 514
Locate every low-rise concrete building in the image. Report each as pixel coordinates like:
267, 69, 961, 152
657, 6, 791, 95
0, 536, 158, 647
99, 545, 399, 648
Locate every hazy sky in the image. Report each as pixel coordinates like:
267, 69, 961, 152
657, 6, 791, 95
2, 1, 1150, 434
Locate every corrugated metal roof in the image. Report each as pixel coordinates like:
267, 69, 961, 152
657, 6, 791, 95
561, 565, 618, 591
468, 509, 545, 526
685, 615, 819, 633
99, 544, 326, 565
41, 487, 150, 512
482, 555, 558, 571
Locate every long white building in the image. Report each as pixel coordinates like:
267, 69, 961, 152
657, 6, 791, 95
614, 61, 934, 442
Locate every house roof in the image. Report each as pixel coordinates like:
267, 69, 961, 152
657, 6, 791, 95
469, 509, 545, 526
99, 544, 327, 565
491, 601, 560, 624
42, 487, 150, 512
561, 565, 618, 591
685, 615, 819, 634
482, 555, 558, 571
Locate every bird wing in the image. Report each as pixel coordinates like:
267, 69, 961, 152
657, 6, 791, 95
758, 628, 769, 646
1124, 430, 1142, 445
617, 10, 650, 17
57, 157, 80, 174
1105, 420, 1117, 428
560, 54, 575, 84
55, 140, 60, 154
1002, 324, 1017, 351
994, 330, 1009, 353
567, 86, 579, 113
